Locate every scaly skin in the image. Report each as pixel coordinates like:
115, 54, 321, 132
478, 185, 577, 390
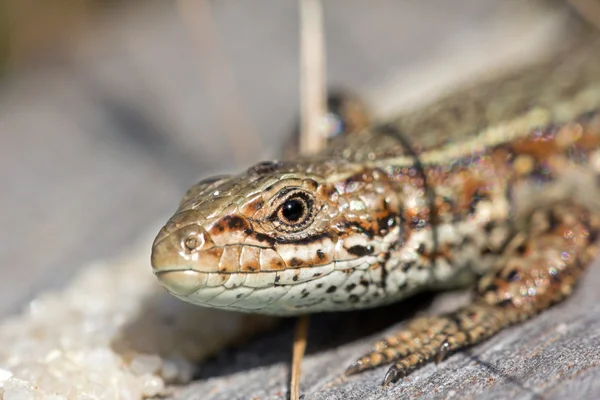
151, 33, 600, 384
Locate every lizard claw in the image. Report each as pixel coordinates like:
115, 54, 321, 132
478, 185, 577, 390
382, 365, 403, 386
435, 339, 451, 365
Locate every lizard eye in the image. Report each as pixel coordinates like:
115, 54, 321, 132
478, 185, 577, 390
274, 191, 315, 231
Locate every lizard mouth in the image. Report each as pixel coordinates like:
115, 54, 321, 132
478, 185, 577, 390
154, 264, 340, 315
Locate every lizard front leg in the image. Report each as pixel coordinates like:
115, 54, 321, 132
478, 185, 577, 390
345, 202, 599, 385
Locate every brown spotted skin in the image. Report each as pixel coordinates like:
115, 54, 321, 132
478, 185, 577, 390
347, 203, 599, 384
151, 32, 600, 385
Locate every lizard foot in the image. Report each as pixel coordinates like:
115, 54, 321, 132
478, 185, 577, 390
345, 204, 598, 386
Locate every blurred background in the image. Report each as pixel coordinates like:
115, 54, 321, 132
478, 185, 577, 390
0, 0, 586, 318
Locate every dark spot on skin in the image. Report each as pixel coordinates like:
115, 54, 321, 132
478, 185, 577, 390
348, 294, 359, 303
251, 199, 264, 212
506, 269, 519, 281
289, 258, 303, 267
460, 236, 474, 246
360, 280, 369, 287
483, 221, 496, 233
313, 272, 322, 277
213, 222, 225, 233
469, 189, 488, 215
253, 232, 276, 245
416, 244, 426, 255
316, 283, 323, 289
343, 174, 360, 187
484, 283, 498, 293
377, 215, 397, 235
497, 298, 513, 308
326, 286, 337, 293
292, 275, 299, 281
347, 245, 374, 257
316, 249, 325, 260
481, 248, 495, 256
589, 229, 599, 243
304, 179, 318, 191
346, 221, 375, 239
402, 261, 415, 272
417, 263, 427, 270
222, 215, 249, 230
244, 265, 257, 272
380, 255, 391, 292
236, 293, 243, 298
382, 199, 390, 211
345, 283, 356, 292
275, 276, 280, 283
549, 270, 561, 283
515, 243, 528, 255
301, 291, 310, 298
410, 217, 428, 230
547, 211, 560, 231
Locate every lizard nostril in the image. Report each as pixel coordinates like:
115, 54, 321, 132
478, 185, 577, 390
178, 227, 208, 253
183, 236, 200, 251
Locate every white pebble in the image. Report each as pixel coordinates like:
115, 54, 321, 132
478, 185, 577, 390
2, 378, 39, 400
0, 367, 13, 387
129, 354, 162, 375
160, 359, 180, 382
82, 348, 120, 370
114, 372, 143, 400
139, 373, 165, 397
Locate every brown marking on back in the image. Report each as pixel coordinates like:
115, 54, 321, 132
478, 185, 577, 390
512, 130, 560, 159
455, 171, 489, 217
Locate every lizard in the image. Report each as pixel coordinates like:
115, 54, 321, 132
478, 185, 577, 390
150, 28, 600, 386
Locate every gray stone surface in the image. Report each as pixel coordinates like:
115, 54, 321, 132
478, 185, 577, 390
1, 1, 598, 399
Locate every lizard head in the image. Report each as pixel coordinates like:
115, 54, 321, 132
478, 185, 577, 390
151, 159, 406, 315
